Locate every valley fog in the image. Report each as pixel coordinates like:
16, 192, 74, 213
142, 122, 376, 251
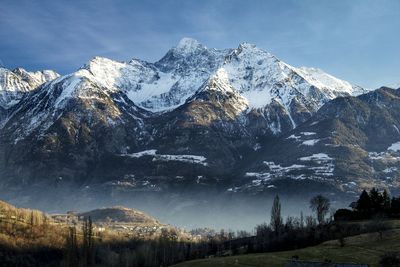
0, 184, 353, 231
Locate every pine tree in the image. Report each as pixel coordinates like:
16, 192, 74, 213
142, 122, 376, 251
391, 197, 400, 214
382, 189, 391, 211
270, 195, 283, 234
65, 226, 78, 267
356, 190, 371, 214
82, 216, 94, 266
300, 211, 304, 229
369, 188, 383, 211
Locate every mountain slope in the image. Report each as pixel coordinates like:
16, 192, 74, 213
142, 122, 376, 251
147, 68, 251, 173
240, 87, 400, 195
218, 43, 366, 132
0, 67, 153, 186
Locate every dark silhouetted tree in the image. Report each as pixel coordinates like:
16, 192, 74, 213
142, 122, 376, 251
391, 197, 400, 215
356, 190, 371, 214
270, 195, 283, 235
300, 211, 304, 229
370, 188, 383, 212
82, 216, 94, 266
382, 189, 391, 211
309, 195, 330, 224
65, 226, 78, 267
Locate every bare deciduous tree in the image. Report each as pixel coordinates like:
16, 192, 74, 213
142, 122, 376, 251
309, 195, 330, 224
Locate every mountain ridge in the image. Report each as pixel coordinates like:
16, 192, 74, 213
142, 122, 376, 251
1, 38, 394, 204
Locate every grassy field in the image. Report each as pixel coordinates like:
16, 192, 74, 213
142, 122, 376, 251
172, 228, 400, 267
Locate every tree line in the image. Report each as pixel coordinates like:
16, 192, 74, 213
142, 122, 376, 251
1, 191, 398, 267
60, 195, 338, 266
60, 193, 392, 267
334, 188, 400, 221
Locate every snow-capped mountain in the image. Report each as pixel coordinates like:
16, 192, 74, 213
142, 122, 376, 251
0, 67, 59, 128
214, 42, 365, 132
0, 67, 59, 109
294, 67, 366, 97
84, 39, 365, 123
1, 37, 390, 199
4, 38, 364, 136
2, 68, 152, 142
12, 68, 59, 89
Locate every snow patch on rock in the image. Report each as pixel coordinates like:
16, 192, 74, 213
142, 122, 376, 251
388, 142, 400, 152
299, 153, 332, 162
122, 150, 208, 166
302, 139, 320, 146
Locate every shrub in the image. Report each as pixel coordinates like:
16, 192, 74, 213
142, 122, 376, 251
380, 252, 400, 267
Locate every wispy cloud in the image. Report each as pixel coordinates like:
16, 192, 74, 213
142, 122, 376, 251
0, 0, 399, 88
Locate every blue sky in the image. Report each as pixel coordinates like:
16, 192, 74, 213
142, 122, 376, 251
0, 0, 399, 88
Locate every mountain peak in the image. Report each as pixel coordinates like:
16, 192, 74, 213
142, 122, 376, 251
83, 56, 121, 69
174, 37, 205, 54
12, 67, 28, 74
225, 42, 275, 64
236, 42, 270, 55
238, 42, 257, 50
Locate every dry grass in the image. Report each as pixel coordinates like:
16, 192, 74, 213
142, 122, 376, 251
172, 227, 400, 267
